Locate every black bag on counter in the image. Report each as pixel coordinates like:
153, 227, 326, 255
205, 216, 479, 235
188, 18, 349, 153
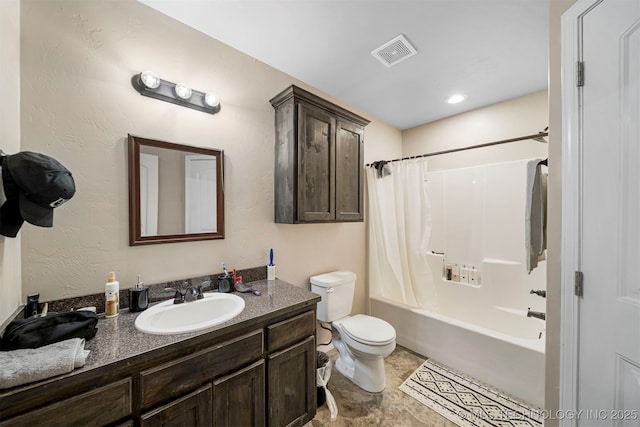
0, 311, 98, 351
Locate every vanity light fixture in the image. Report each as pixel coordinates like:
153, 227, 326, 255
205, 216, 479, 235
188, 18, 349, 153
131, 71, 221, 115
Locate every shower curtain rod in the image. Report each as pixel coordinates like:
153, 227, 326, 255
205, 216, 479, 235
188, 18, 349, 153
366, 129, 549, 166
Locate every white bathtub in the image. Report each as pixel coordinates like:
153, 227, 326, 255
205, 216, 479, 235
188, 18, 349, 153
371, 293, 545, 408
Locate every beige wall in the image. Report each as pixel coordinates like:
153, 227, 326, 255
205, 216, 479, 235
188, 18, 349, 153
19, 0, 402, 319
0, 0, 22, 325
403, 90, 548, 169
546, 0, 577, 423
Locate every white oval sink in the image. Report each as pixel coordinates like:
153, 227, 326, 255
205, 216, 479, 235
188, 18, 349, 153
134, 293, 245, 335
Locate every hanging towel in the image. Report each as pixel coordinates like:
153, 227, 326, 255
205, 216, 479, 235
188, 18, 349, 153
0, 338, 89, 389
525, 159, 548, 274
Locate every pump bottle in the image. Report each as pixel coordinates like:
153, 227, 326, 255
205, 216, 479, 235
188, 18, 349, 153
105, 271, 120, 317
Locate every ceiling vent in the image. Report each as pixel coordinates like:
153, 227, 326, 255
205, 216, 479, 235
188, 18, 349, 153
371, 34, 418, 68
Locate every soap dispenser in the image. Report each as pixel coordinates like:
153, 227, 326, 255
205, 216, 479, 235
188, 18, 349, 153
129, 274, 149, 312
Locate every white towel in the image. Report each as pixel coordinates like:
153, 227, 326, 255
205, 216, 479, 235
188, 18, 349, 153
0, 338, 89, 389
525, 159, 547, 274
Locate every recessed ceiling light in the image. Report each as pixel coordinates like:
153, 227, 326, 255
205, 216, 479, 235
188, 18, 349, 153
447, 94, 465, 104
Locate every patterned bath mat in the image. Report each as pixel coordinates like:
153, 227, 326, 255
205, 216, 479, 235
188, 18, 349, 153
399, 359, 543, 427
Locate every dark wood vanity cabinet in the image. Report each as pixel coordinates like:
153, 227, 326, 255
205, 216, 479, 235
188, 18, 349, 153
213, 360, 266, 426
141, 384, 213, 427
270, 85, 369, 224
0, 306, 317, 427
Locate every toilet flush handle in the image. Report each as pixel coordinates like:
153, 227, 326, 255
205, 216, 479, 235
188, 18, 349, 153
326, 287, 335, 293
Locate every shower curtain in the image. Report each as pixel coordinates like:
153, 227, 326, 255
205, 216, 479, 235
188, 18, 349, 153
366, 159, 438, 307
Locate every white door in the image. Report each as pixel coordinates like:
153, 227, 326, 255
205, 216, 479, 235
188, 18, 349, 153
139, 153, 158, 237
185, 154, 217, 233
577, 0, 640, 422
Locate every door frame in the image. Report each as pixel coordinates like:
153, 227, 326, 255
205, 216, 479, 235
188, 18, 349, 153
560, 0, 604, 424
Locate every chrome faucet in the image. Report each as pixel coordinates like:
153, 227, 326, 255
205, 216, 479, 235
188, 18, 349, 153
165, 284, 204, 304
527, 308, 546, 321
184, 285, 204, 302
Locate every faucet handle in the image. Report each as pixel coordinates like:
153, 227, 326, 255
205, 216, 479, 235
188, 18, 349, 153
164, 287, 185, 304
196, 285, 204, 300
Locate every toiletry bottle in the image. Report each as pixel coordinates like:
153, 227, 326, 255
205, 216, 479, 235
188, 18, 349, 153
460, 265, 469, 283
105, 271, 120, 318
469, 266, 478, 285
452, 264, 460, 282
25, 293, 40, 318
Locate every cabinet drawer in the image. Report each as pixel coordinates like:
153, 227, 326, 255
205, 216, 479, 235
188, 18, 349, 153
0, 378, 132, 427
267, 310, 315, 352
140, 329, 263, 409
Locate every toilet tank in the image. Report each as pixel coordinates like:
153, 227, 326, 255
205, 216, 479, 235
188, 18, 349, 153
310, 271, 356, 322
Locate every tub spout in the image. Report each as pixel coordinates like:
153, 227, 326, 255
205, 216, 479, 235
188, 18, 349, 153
527, 308, 546, 321
529, 289, 546, 298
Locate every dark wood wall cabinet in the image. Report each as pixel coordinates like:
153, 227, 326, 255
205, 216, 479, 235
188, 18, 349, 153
0, 306, 317, 427
270, 85, 370, 223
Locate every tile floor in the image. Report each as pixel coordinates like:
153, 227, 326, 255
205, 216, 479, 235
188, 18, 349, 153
309, 346, 459, 427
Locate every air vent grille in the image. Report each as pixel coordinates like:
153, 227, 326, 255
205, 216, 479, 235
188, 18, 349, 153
371, 34, 418, 68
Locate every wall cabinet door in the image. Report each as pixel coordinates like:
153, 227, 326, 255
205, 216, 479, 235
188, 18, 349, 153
335, 119, 364, 221
213, 360, 265, 427
267, 336, 316, 427
141, 384, 212, 427
297, 103, 336, 222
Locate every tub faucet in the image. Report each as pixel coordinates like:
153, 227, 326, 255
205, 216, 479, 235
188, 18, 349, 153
530, 289, 546, 298
527, 308, 546, 321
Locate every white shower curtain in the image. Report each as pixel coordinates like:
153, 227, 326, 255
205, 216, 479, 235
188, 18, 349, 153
366, 159, 438, 308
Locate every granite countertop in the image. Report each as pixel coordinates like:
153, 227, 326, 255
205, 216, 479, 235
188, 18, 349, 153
82, 279, 320, 372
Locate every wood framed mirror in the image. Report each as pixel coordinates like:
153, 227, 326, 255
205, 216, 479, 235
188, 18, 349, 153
128, 134, 224, 245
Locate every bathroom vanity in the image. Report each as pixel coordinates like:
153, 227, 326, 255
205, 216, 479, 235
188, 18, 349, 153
0, 279, 320, 427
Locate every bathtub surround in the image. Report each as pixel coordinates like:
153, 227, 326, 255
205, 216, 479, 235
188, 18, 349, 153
368, 159, 546, 407
400, 359, 543, 426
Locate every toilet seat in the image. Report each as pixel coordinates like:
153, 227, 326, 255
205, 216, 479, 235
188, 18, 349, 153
334, 314, 396, 346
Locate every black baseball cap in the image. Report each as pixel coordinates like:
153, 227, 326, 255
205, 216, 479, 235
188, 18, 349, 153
0, 152, 76, 237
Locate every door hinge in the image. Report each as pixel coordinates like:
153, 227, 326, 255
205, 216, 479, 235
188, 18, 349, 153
575, 270, 584, 297
576, 61, 585, 87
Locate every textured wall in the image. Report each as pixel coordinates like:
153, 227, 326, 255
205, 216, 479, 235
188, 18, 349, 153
402, 90, 548, 170
0, 0, 22, 324
19, 0, 402, 318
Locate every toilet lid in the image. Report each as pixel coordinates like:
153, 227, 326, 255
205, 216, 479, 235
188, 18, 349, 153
338, 314, 396, 345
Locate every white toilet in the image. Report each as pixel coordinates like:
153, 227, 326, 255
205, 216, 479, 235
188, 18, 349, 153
310, 271, 396, 393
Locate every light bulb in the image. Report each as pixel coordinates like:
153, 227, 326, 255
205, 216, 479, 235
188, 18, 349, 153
204, 92, 220, 108
447, 94, 465, 104
175, 83, 192, 100
140, 71, 160, 89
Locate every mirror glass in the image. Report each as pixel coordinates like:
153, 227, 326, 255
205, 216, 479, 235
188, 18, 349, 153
128, 135, 224, 245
